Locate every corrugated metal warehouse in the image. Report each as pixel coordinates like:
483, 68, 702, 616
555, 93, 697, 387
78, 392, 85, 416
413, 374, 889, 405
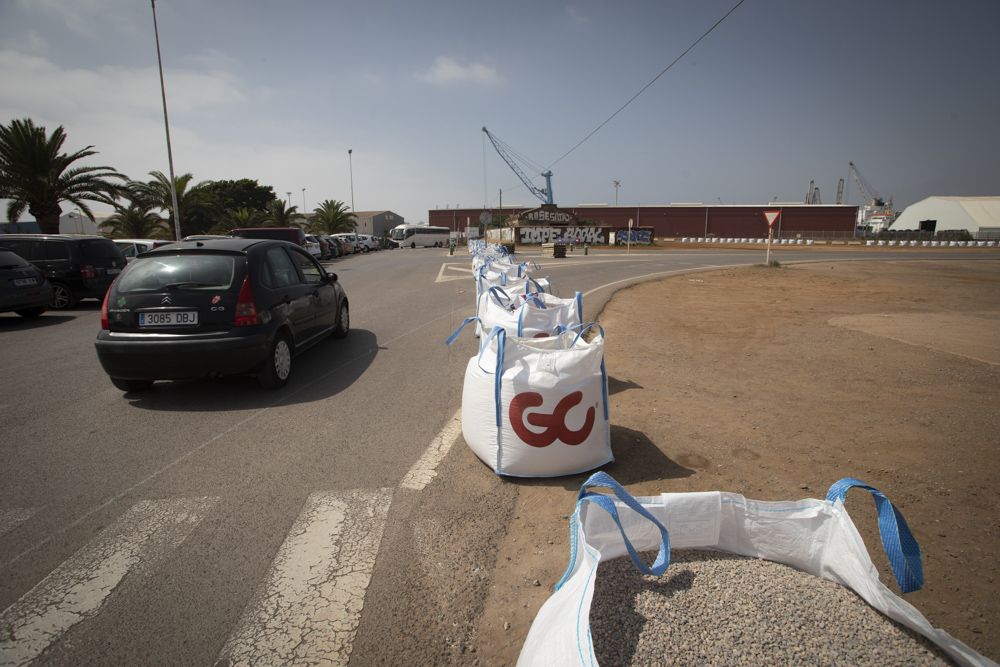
429, 204, 857, 239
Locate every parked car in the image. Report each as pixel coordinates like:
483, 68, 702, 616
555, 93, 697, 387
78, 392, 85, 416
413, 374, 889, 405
0, 247, 53, 317
95, 238, 349, 391
0, 234, 126, 309
114, 238, 176, 262
333, 236, 349, 256
229, 227, 306, 246
304, 235, 327, 260
321, 235, 340, 259
356, 234, 380, 252
182, 234, 231, 242
331, 233, 360, 254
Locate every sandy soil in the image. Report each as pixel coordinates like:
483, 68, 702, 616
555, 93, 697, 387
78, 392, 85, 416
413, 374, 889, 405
474, 259, 1000, 664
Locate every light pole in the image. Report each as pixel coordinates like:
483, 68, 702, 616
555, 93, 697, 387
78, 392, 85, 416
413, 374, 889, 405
286, 191, 292, 209
348, 149, 355, 213
301, 188, 307, 212
613, 180, 621, 206
150, 0, 182, 241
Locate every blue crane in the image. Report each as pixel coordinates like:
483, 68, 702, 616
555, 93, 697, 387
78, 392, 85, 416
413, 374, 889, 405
482, 126, 554, 205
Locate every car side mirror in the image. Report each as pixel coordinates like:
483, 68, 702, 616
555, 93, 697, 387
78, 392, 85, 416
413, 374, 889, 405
325, 272, 338, 283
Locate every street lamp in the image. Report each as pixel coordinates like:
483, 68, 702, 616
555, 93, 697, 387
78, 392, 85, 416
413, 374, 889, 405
348, 149, 355, 213
286, 191, 292, 208
150, 0, 182, 241
613, 180, 621, 206
301, 188, 306, 212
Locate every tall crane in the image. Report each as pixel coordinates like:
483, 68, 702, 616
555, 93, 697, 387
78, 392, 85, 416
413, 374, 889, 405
482, 127, 554, 205
847, 161, 894, 230
848, 161, 885, 208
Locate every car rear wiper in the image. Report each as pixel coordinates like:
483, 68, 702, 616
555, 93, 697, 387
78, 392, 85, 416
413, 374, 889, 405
162, 281, 217, 290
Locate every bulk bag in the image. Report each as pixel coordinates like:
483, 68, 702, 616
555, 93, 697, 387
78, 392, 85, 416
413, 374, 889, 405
447, 323, 612, 477
473, 279, 551, 337
518, 472, 996, 667
477, 288, 584, 339
475, 269, 550, 298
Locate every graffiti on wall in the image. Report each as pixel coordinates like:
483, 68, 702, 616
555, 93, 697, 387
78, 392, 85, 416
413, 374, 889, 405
518, 227, 607, 245
615, 229, 653, 245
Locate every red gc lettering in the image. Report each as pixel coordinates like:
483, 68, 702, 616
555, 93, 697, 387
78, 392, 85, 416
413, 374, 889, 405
509, 391, 595, 447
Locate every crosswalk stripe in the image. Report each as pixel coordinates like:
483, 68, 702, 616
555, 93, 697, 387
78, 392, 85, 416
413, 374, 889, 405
217, 488, 393, 667
0, 497, 218, 667
0, 508, 39, 538
400, 409, 462, 491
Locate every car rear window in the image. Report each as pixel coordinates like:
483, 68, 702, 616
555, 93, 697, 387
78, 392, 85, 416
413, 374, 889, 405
116, 254, 238, 293
0, 250, 31, 269
80, 239, 123, 260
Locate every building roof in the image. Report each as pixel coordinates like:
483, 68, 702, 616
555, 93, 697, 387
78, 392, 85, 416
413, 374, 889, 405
894, 196, 1000, 231
350, 210, 395, 217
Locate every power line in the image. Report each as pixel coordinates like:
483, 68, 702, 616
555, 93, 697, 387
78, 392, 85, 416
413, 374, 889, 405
547, 0, 747, 170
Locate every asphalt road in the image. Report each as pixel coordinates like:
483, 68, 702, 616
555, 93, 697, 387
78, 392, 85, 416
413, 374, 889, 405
0, 245, 994, 665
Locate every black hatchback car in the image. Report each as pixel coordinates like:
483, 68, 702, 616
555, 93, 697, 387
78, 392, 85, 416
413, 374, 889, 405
0, 247, 53, 317
0, 234, 126, 308
95, 238, 349, 391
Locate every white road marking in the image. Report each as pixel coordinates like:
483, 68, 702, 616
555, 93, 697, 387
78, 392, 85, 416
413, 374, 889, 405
582, 263, 750, 298
435, 263, 474, 283
217, 488, 393, 667
0, 497, 218, 667
0, 508, 38, 538
400, 409, 463, 491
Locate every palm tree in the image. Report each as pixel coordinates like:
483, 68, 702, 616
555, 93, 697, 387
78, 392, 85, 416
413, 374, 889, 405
266, 199, 303, 227
100, 187, 170, 239
0, 118, 126, 233
136, 170, 214, 239
308, 199, 356, 234
210, 207, 263, 234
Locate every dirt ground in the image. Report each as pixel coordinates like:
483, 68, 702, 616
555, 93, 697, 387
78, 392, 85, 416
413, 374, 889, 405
474, 259, 1000, 664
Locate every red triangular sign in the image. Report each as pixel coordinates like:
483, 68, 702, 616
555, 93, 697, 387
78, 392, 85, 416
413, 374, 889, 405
763, 210, 781, 227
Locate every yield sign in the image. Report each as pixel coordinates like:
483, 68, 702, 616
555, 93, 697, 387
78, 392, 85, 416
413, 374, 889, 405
763, 209, 781, 227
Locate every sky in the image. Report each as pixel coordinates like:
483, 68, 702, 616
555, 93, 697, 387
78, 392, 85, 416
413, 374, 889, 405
1, 0, 998, 224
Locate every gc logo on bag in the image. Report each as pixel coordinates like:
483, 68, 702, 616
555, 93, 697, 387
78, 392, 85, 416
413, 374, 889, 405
509, 391, 595, 447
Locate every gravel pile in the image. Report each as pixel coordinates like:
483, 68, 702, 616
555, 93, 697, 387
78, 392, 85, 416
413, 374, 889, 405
590, 549, 953, 666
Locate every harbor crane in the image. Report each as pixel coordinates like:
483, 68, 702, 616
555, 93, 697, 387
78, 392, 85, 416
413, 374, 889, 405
848, 161, 889, 209
482, 127, 554, 205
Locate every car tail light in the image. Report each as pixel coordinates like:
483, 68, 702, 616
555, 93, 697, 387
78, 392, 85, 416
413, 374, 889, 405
233, 276, 259, 327
80, 264, 96, 279
100, 289, 110, 330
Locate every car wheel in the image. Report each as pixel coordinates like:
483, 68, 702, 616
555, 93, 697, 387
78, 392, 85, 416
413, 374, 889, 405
258, 333, 293, 389
362, 246, 369, 253
333, 301, 350, 339
50, 282, 77, 309
15, 307, 46, 318
110, 377, 153, 392
411, 242, 416, 249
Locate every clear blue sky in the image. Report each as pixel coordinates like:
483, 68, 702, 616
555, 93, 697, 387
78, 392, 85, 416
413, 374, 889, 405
2, 0, 998, 223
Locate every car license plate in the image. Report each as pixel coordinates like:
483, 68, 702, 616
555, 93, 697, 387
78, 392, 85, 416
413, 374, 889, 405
107, 268, 121, 275
13, 277, 38, 286
139, 311, 198, 327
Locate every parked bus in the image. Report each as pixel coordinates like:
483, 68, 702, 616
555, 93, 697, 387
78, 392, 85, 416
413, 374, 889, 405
389, 224, 450, 248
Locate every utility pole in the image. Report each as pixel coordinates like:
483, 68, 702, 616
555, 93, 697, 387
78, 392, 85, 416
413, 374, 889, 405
613, 180, 621, 206
348, 149, 355, 212
151, 0, 182, 241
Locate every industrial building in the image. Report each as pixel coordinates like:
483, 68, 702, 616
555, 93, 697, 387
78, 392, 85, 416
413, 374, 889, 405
350, 210, 404, 237
892, 196, 1000, 239
428, 204, 857, 241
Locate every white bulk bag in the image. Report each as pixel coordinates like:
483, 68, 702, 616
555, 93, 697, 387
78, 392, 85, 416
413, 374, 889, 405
518, 472, 996, 667
449, 324, 612, 477
476, 268, 550, 297
475, 288, 584, 339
